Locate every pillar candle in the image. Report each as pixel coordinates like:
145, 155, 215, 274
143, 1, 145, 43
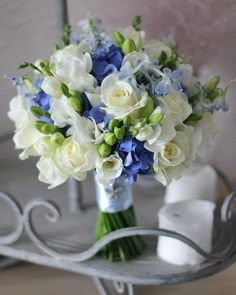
157, 200, 215, 266
164, 164, 217, 204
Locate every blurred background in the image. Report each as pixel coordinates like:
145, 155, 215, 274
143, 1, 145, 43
0, 0, 236, 182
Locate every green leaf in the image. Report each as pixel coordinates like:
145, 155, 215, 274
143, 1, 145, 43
132, 16, 142, 31
149, 112, 164, 124
204, 76, 220, 94
35, 121, 59, 135
17, 62, 42, 73
122, 39, 136, 55
112, 32, 125, 46
53, 44, 60, 51
187, 112, 203, 122
61, 83, 70, 97
68, 95, 83, 113
208, 88, 222, 102
30, 106, 51, 118
159, 51, 168, 64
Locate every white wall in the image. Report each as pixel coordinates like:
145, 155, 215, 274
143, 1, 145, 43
1, 0, 236, 180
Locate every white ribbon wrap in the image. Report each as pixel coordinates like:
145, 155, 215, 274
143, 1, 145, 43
94, 175, 133, 213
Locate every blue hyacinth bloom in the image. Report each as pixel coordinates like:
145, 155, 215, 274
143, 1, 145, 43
81, 92, 105, 124
117, 136, 154, 183
92, 45, 123, 84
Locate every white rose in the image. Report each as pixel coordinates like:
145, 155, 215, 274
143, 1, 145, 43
41, 76, 62, 97
57, 137, 97, 176
50, 44, 95, 91
101, 74, 147, 119
69, 113, 104, 146
143, 40, 172, 60
37, 156, 68, 189
159, 92, 192, 126
50, 95, 76, 128
96, 153, 123, 185
154, 125, 195, 185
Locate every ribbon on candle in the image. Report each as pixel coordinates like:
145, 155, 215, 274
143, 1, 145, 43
94, 175, 133, 213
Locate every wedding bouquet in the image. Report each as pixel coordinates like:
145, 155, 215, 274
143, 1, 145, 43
8, 16, 227, 261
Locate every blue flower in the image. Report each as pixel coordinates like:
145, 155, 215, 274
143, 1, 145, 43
32, 91, 50, 112
155, 68, 183, 96
116, 136, 154, 183
92, 45, 123, 84
81, 92, 105, 123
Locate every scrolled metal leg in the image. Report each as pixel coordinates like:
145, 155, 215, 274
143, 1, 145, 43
67, 178, 83, 214
93, 278, 137, 295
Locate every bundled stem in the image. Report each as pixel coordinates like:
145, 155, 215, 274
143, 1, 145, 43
94, 205, 146, 262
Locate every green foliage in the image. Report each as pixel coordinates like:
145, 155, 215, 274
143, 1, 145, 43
54, 23, 72, 50
186, 112, 203, 122
132, 16, 142, 31
149, 112, 164, 124
30, 106, 51, 118
35, 121, 59, 135
112, 31, 125, 46
122, 39, 137, 55
17, 62, 42, 73
114, 126, 125, 140
98, 142, 112, 157
108, 119, 120, 131
104, 132, 118, 146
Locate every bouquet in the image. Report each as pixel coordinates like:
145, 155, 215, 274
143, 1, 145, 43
8, 16, 228, 261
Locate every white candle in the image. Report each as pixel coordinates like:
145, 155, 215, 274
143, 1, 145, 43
157, 200, 215, 266
164, 164, 217, 204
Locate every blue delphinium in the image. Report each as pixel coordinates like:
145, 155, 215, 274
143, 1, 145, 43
116, 136, 154, 183
154, 68, 183, 96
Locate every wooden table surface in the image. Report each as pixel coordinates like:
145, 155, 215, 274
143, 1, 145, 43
0, 261, 235, 295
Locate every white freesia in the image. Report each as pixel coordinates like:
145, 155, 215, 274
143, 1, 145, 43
69, 113, 104, 145
50, 95, 76, 128
101, 74, 147, 120
136, 106, 162, 142
144, 115, 176, 153
50, 44, 95, 91
8, 95, 27, 129
159, 92, 192, 126
9, 99, 43, 158
122, 52, 150, 71
194, 113, 218, 158
143, 40, 172, 60
96, 153, 123, 185
177, 64, 193, 87
37, 156, 68, 189
41, 76, 62, 97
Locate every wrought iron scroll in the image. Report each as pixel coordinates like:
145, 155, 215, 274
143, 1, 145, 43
0, 191, 236, 264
